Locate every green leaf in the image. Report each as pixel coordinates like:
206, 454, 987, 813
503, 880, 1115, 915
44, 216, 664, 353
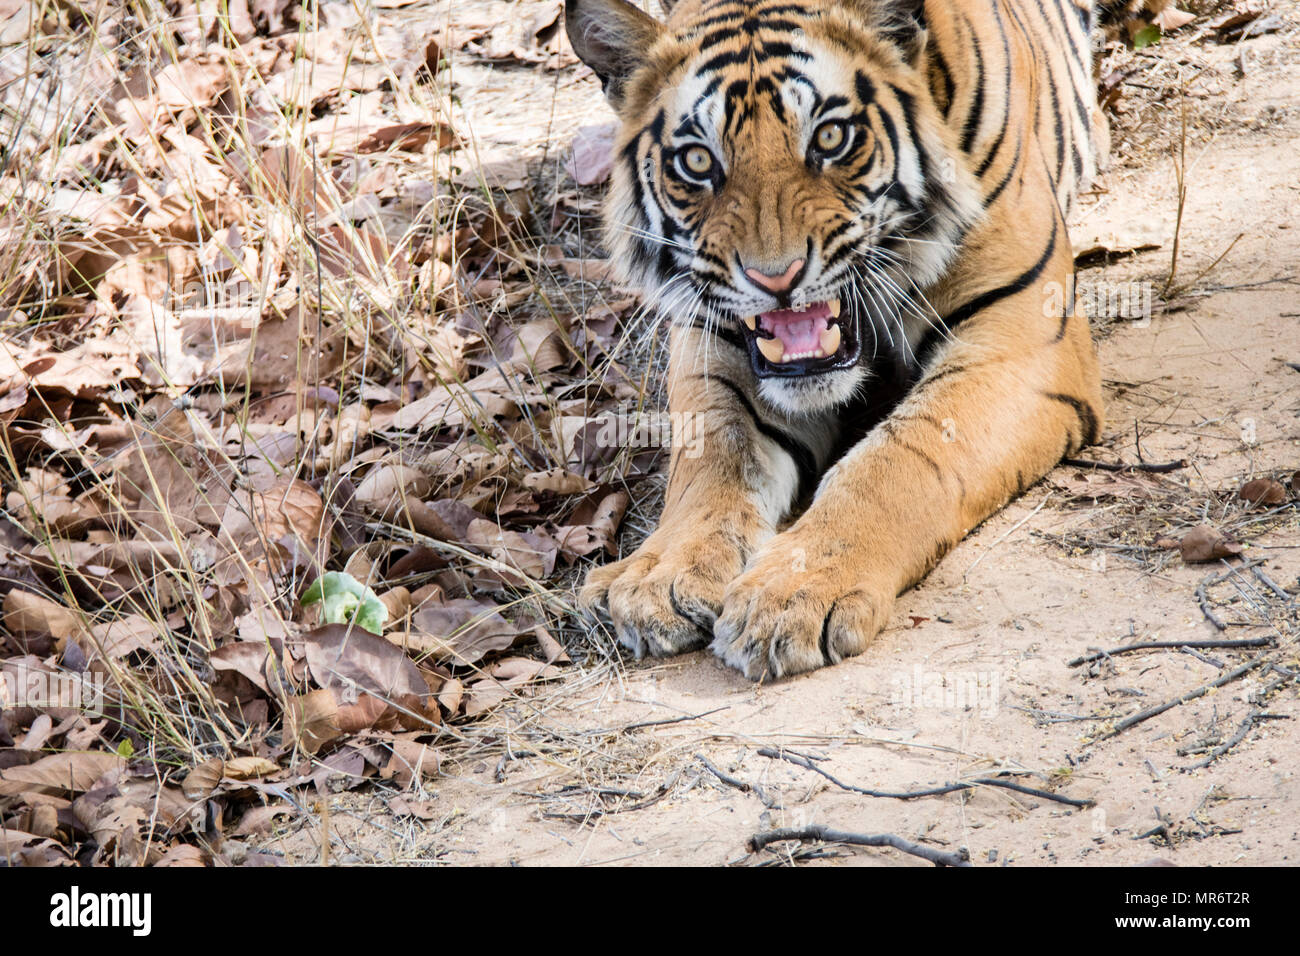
1132, 23, 1161, 49
116, 739, 135, 758
301, 571, 388, 635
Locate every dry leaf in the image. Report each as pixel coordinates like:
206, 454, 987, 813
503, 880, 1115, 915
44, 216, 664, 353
3, 590, 82, 649
219, 475, 329, 576
381, 737, 440, 787
285, 688, 343, 754
1180, 525, 1244, 563
87, 614, 162, 659
182, 758, 225, 801
223, 756, 279, 780
302, 624, 434, 730
1238, 478, 1287, 506
411, 599, 521, 665
523, 468, 595, 495
210, 643, 281, 696
156, 844, 207, 866
1153, 6, 1195, 31
354, 463, 436, 515
0, 751, 124, 796
388, 794, 438, 819
465, 519, 559, 579
356, 121, 457, 153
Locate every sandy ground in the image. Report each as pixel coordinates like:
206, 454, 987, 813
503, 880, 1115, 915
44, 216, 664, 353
261, 1, 1300, 866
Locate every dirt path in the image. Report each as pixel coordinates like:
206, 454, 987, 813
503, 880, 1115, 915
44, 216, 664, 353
264, 1, 1300, 866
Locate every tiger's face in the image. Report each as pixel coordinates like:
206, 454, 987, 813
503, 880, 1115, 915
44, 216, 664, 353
568, 0, 982, 414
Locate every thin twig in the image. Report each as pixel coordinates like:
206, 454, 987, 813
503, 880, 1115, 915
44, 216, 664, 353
1185, 711, 1291, 771
540, 773, 679, 823
1195, 580, 1227, 631
1087, 658, 1271, 746
748, 825, 971, 867
1252, 566, 1295, 604
1061, 457, 1187, 473
1068, 637, 1271, 667
695, 754, 782, 809
1180, 646, 1225, 669
584, 706, 729, 736
757, 747, 1093, 807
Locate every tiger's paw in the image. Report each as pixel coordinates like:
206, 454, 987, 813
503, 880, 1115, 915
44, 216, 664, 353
711, 541, 890, 681
579, 533, 746, 659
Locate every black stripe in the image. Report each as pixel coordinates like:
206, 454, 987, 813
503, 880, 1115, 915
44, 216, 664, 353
854, 70, 875, 106
982, 130, 1022, 206
942, 217, 1058, 328
975, 0, 1013, 177
897, 439, 943, 481
921, 362, 968, 386
691, 9, 747, 29
1045, 391, 1101, 446
758, 40, 810, 60
888, 83, 929, 193
713, 377, 819, 501
957, 14, 985, 154
820, 602, 836, 665
697, 47, 751, 74
929, 46, 956, 117
1032, 0, 1091, 186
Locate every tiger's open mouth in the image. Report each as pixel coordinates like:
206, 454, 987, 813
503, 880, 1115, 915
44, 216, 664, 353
740, 298, 861, 378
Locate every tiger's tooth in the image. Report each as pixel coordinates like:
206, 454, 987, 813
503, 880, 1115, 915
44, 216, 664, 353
828, 298, 841, 318
743, 314, 757, 331
819, 323, 842, 355
756, 335, 786, 364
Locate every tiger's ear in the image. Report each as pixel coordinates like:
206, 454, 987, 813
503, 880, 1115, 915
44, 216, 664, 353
565, 0, 665, 106
848, 0, 928, 62
884, 0, 927, 56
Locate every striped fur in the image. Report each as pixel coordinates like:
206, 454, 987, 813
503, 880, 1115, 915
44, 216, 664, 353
568, 0, 1105, 679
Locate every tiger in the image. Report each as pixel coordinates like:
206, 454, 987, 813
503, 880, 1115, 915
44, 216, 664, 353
564, 0, 1105, 679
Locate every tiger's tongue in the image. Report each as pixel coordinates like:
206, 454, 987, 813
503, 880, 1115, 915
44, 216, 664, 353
759, 301, 833, 353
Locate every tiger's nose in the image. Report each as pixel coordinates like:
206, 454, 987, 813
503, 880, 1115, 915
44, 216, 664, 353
742, 258, 806, 294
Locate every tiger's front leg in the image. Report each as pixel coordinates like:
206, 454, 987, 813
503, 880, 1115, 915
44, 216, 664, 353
713, 249, 1104, 680
581, 327, 830, 657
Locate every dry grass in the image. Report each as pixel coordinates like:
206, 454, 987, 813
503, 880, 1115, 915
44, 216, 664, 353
2, 0, 1295, 867
0, 0, 672, 865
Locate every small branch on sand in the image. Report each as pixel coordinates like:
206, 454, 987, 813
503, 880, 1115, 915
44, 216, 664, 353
1068, 637, 1272, 667
1252, 565, 1295, 604
757, 747, 1093, 807
540, 773, 679, 823
748, 825, 971, 867
1185, 710, 1292, 771
1086, 658, 1271, 746
1195, 580, 1228, 630
695, 754, 782, 809
1061, 457, 1187, 473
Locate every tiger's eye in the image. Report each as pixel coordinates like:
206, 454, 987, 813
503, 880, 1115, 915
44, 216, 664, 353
814, 121, 846, 154
682, 146, 714, 177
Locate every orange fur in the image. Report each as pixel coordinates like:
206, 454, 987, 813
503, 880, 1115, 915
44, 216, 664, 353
568, 0, 1104, 678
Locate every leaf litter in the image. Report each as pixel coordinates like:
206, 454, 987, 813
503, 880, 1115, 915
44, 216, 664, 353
0, 0, 660, 866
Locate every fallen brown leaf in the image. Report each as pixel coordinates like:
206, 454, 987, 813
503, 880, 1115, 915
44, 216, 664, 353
223, 756, 279, 781
181, 758, 225, 801
3, 590, 82, 651
284, 688, 343, 754
1180, 525, 1244, 563
410, 599, 522, 665
0, 751, 124, 796
302, 624, 434, 730
1238, 477, 1287, 507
